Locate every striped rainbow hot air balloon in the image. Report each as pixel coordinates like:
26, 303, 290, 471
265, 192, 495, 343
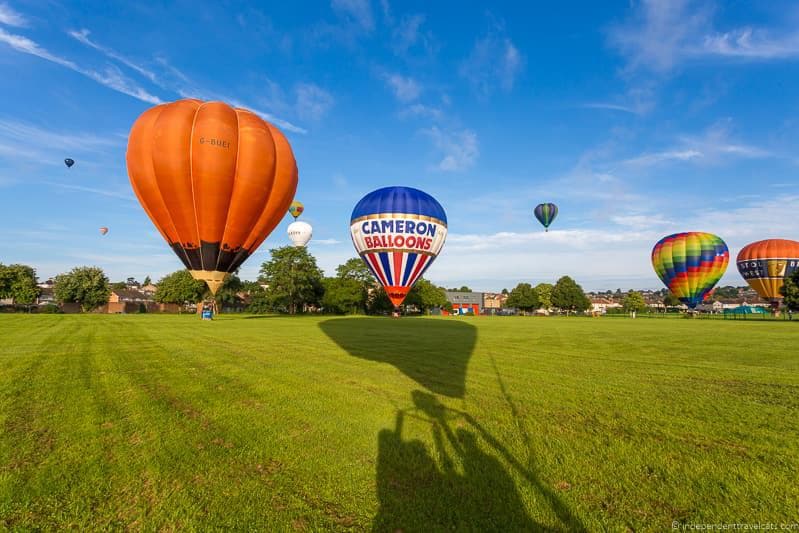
736, 239, 799, 306
350, 186, 447, 308
651, 232, 729, 308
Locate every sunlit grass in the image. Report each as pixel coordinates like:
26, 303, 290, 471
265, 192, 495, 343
0, 314, 797, 530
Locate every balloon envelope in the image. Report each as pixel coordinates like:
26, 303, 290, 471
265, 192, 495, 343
651, 232, 729, 308
736, 239, 799, 303
287, 221, 312, 247
350, 186, 447, 307
288, 200, 304, 220
534, 203, 558, 231
126, 99, 298, 294
64, 158, 74, 168
99, 227, 108, 235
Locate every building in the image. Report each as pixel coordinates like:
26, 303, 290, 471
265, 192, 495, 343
482, 292, 507, 310
589, 297, 623, 314
103, 289, 179, 313
444, 291, 483, 315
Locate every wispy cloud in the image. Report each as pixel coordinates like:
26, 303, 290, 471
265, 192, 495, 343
391, 13, 436, 59
609, 0, 799, 74
67, 28, 309, 133
331, 0, 374, 31
398, 103, 443, 120
43, 181, 136, 202
623, 121, 771, 167
312, 238, 342, 245
460, 20, 523, 95
68, 29, 158, 82
382, 72, 421, 102
0, 2, 26, 27
579, 102, 639, 114
423, 127, 479, 171
0, 118, 122, 165
0, 28, 161, 103
294, 83, 335, 121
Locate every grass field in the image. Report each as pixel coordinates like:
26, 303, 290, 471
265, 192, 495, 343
1, 314, 797, 531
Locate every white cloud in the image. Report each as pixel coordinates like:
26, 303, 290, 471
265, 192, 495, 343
460, 29, 523, 94
0, 118, 122, 164
0, 2, 26, 27
331, 0, 374, 31
427, 194, 799, 290
0, 28, 161, 103
294, 83, 335, 121
423, 127, 479, 171
68, 29, 158, 82
609, 0, 799, 74
383, 72, 421, 102
399, 103, 443, 120
624, 121, 771, 167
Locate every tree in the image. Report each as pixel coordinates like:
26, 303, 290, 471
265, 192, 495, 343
501, 288, 509, 295
404, 278, 449, 314
0, 264, 40, 311
335, 258, 373, 312
447, 286, 472, 292
780, 270, 799, 312
322, 277, 364, 314
110, 281, 128, 290
215, 274, 244, 309
622, 290, 647, 317
143, 275, 152, 286
259, 246, 323, 314
336, 258, 373, 286
506, 283, 539, 314
663, 292, 681, 308
54, 266, 110, 312
552, 276, 590, 314
154, 270, 207, 311
533, 282, 554, 309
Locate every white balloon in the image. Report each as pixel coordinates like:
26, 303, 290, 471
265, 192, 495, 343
287, 221, 313, 247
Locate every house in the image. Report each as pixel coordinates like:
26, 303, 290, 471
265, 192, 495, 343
482, 292, 509, 315
104, 289, 179, 313
140, 283, 158, 294
589, 297, 622, 314
443, 291, 483, 315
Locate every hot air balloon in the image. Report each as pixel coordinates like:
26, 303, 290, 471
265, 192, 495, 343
99, 227, 108, 235
534, 203, 558, 231
64, 158, 74, 168
126, 99, 298, 294
288, 200, 304, 220
651, 232, 729, 309
736, 239, 799, 308
288, 221, 312, 247
350, 186, 447, 308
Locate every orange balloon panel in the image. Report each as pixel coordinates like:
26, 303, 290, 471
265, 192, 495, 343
126, 99, 297, 288
736, 239, 799, 301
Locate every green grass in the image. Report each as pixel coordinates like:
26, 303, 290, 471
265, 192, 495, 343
1, 314, 797, 531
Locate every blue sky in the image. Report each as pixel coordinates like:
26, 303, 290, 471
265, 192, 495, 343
1, 0, 798, 291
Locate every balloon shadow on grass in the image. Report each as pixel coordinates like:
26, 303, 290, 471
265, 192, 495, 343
318, 317, 476, 398
374, 391, 585, 532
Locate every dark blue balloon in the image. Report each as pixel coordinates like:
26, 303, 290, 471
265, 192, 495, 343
64, 158, 75, 168
351, 186, 447, 224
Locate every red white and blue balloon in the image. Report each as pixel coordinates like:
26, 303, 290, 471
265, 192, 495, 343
350, 186, 447, 307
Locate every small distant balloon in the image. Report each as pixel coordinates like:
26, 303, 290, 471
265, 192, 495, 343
534, 203, 558, 231
287, 221, 312, 247
64, 158, 75, 168
99, 227, 109, 235
288, 200, 304, 220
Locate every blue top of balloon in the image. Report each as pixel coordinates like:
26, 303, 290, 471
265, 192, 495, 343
351, 186, 447, 224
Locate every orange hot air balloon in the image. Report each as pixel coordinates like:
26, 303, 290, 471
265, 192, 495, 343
736, 239, 799, 305
99, 227, 108, 235
126, 99, 298, 294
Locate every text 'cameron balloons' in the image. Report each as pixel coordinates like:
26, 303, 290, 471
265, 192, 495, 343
288, 221, 312, 247
64, 158, 74, 168
651, 232, 729, 308
99, 227, 108, 236
288, 200, 304, 220
534, 203, 558, 231
350, 186, 447, 307
737, 239, 799, 304
126, 99, 298, 294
